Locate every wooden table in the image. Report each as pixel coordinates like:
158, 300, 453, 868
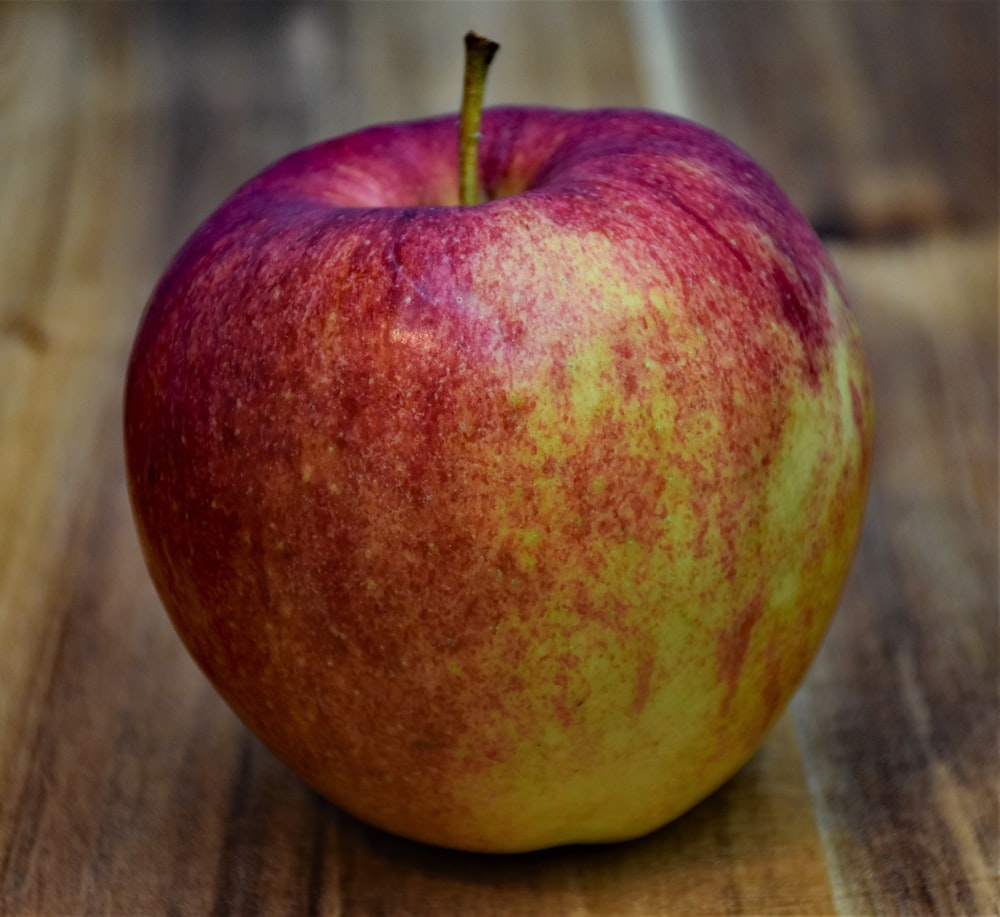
1, 3, 996, 914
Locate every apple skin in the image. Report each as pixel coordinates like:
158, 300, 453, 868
124, 107, 873, 853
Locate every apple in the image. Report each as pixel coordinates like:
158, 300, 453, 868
124, 39, 872, 853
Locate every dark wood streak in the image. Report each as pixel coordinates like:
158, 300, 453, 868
209, 736, 259, 917
304, 799, 332, 917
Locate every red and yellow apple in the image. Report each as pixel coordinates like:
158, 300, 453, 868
124, 105, 872, 852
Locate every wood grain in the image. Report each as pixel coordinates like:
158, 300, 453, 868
1, 2, 996, 915
793, 232, 998, 915
648, 0, 999, 238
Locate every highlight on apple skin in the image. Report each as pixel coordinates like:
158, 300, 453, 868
124, 106, 873, 853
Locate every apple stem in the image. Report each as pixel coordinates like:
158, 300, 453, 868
459, 31, 500, 206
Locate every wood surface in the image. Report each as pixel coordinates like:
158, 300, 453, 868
0, 2, 996, 915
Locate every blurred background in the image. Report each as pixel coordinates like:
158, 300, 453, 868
1, 3, 996, 915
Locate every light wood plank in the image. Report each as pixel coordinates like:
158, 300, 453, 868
0, 1, 162, 826
793, 232, 999, 916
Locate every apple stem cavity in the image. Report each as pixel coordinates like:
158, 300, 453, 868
459, 31, 500, 206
